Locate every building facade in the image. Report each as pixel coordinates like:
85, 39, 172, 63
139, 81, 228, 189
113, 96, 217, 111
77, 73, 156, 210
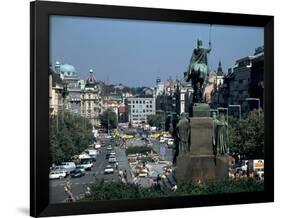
80, 69, 102, 127
126, 97, 156, 123
53, 61, 81, 115
211, 47, 264, 118
49, 68, 64, 116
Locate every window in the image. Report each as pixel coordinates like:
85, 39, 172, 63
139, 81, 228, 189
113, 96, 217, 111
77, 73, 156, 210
132, 105, 135, 108
150, 105, 152, 108
136, 100, 138, 104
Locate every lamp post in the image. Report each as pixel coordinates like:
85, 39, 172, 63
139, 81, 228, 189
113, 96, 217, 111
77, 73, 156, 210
228, 104, 241, 120
245, 97, 260, 118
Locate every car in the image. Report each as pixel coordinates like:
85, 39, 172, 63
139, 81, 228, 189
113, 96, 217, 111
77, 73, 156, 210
75, 165, 86, 173
109, 151, 116, 156
70, 169, 85, 178
106, 146, 113, 151
108, 155, 117, 163
106, 151, 115, 159
53, 166, 69, 175
49, 170, 67, 179
104, 165, 114, 174
167, 138, 174, 145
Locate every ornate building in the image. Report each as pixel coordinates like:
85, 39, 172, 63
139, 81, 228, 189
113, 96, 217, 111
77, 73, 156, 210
53, 61, 81, 115
80, 69, 102, 127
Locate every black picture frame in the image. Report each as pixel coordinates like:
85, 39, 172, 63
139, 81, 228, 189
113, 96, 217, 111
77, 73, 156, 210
30, 1, 274, 217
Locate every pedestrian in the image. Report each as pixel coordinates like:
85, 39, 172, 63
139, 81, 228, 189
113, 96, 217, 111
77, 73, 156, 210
115, 162, 119, 170
124, 170, 128, 182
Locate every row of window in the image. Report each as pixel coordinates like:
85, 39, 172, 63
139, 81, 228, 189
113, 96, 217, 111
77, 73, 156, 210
131, 109, 153, 113
128, 100, 153, 104
131, 104, 153, 108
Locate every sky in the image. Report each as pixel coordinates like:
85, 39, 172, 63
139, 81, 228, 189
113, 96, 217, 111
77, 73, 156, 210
50, 16, 263, 87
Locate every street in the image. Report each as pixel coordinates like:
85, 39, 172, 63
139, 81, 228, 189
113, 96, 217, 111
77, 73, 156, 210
50, 144, 130, 203
49, 133, 175, 203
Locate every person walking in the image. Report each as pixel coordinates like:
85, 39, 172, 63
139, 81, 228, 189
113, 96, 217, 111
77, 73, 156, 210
124, 170, 128, 182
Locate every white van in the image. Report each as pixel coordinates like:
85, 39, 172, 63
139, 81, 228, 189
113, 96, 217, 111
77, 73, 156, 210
61, 162, 76, 173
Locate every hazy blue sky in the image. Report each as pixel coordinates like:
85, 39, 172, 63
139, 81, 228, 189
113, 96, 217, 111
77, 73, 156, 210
50, 16, 263, 87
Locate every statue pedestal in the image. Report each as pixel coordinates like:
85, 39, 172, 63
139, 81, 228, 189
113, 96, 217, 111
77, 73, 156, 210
192, 103, 210, 117
176, 154, 229, 184
175, 117, 229, 184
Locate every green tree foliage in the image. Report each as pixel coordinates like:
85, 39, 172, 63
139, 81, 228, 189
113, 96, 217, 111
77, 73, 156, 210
125, 146, 152, 155
228, 109, 264, 159
99, 109, 117, 131
49, 111, 93, 165
147, 114, 165, 129
79, 178, 264, 201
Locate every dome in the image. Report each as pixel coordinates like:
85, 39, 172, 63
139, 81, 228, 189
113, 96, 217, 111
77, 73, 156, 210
60, 64, 76, 75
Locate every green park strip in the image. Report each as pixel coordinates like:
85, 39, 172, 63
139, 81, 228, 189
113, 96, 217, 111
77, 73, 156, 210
79, 178, 264, 201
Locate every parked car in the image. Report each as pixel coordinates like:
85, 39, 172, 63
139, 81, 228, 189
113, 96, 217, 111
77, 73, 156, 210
106, 151, 116, 159
167, 138, 174, 145
70, 169, 85, 178
104, 165, 114, 174
75, 165, 86, 173
108, 155, 117, 163
53, 166, 68, 175
49, 170, 67, 179
106, 145, 113, 151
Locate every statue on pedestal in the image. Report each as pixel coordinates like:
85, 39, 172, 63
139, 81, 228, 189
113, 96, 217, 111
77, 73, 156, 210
182, 39, 211, 103
212, 112, 228, 155
176, 113, 191, 155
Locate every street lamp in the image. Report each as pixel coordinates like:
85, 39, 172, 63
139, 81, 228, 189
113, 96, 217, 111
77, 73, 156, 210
245, 98, 260, 118
228, 104, 241, 120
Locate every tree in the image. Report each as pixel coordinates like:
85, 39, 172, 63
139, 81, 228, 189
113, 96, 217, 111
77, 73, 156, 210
99, 109, 117, 131
228, 109, 264, 159
147, 114, 165, 129
49, 111, 93, 165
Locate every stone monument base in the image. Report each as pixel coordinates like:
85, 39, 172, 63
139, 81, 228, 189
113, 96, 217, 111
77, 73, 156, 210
192, 103, 210, 117
176, 154, 229, 184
